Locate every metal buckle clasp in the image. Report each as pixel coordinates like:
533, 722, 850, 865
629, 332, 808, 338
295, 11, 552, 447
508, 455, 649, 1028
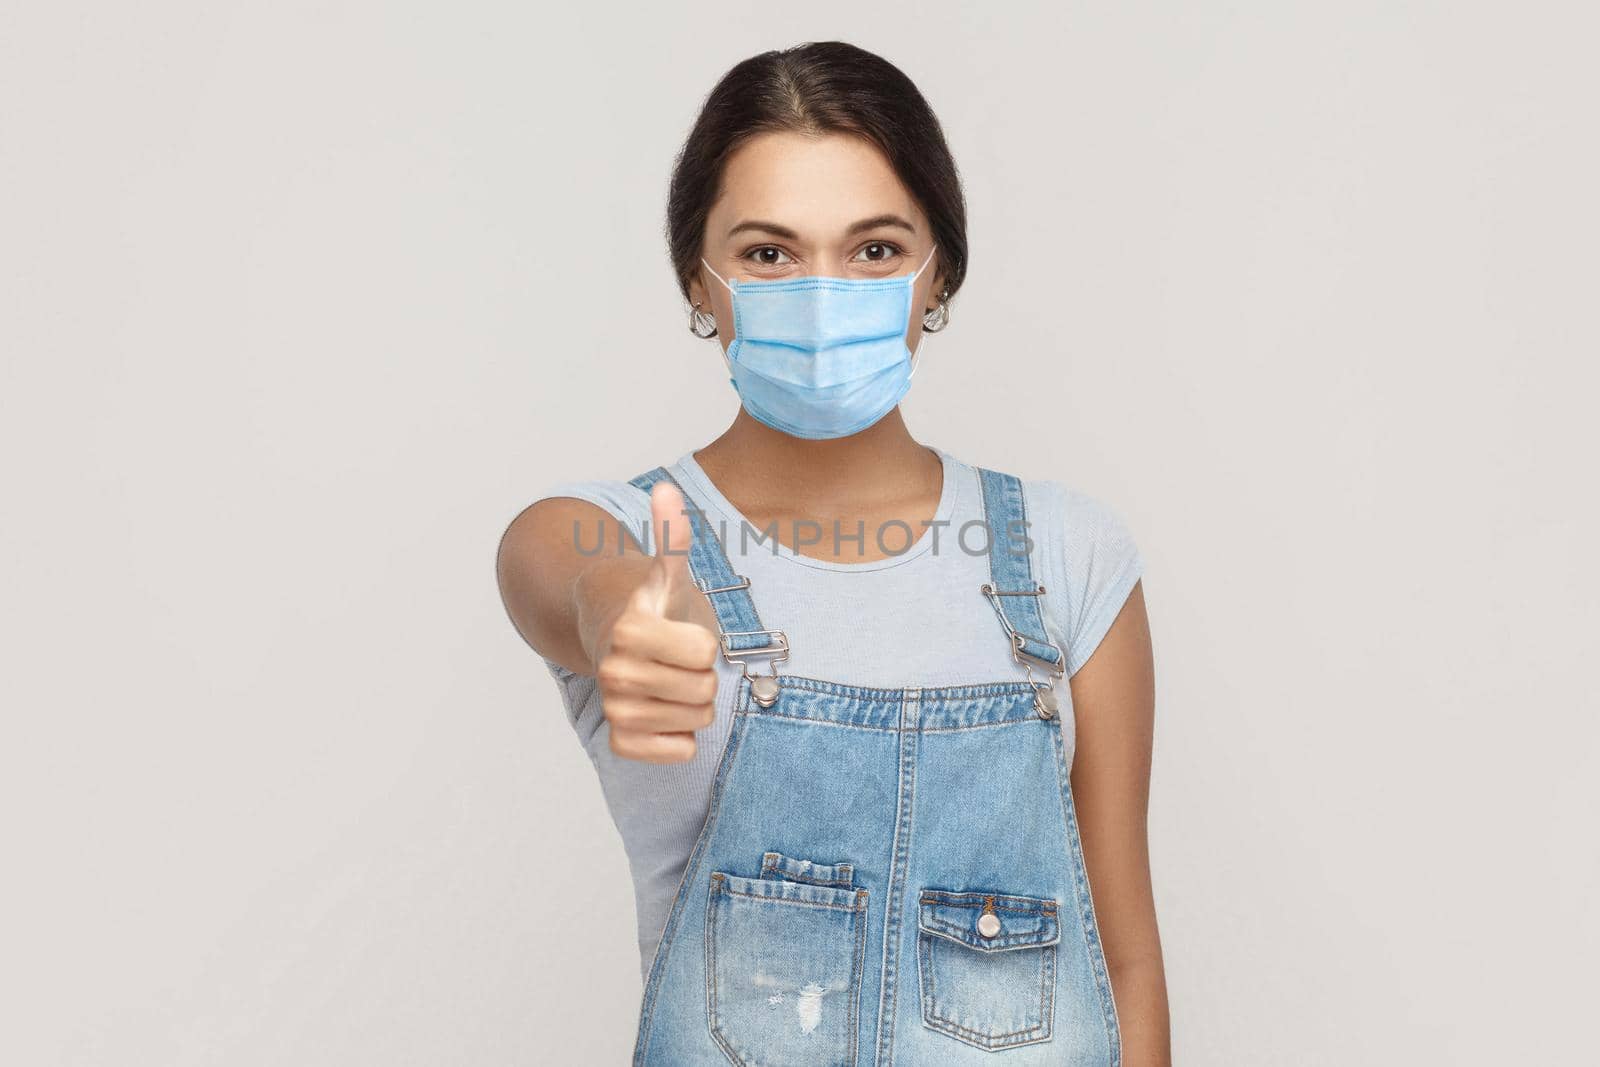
718, 629, 789, 708
980, 583, 1065, 672
697, 576, 752, 596
1008, 631, 1065, 678
981, 583, 1066, 718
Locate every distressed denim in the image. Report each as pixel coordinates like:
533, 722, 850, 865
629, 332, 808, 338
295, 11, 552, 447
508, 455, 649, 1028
625, 465, 1122, 1066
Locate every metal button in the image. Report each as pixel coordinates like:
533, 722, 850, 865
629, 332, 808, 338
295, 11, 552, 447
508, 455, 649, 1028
1034, 685, 1059, 720
750, 675, 779, 707
977, 911, 1002, 939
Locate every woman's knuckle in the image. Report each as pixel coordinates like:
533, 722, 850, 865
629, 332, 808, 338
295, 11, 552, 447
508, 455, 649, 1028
596, 659, 630, 691
611, 615, 643, 649
604, 696, 640, 727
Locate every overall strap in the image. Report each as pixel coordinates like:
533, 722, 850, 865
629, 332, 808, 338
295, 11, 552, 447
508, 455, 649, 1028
627, 466, 788, 665
976, 467, 1066, 680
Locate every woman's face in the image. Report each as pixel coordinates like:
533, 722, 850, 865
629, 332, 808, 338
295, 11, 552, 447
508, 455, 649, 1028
691, 130, 946, 356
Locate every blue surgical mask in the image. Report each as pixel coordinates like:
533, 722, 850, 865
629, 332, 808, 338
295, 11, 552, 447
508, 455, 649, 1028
700, 245, 938, 440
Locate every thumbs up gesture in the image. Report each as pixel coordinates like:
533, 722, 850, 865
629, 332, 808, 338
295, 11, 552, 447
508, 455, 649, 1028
595, 481, 722, 763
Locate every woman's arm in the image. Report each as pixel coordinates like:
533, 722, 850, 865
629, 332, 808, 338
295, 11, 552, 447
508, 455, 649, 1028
497, 494, 652, 675
1069, 580, 1171, 1066
496, 483, 722, 762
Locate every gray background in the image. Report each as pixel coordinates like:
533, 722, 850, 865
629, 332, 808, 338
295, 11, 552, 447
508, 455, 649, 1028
3, 2, 1595, 1064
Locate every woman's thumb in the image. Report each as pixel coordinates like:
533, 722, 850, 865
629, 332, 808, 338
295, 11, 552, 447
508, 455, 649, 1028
641, 481, 694, 614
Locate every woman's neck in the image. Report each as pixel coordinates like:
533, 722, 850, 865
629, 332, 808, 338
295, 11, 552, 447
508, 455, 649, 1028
692, 409, 943, 541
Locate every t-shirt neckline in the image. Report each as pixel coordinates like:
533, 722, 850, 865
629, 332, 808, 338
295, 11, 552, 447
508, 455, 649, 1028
670, 445, 962, 574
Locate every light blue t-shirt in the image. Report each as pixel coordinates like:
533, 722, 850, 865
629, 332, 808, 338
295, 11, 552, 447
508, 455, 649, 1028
535, 447, 1144, 980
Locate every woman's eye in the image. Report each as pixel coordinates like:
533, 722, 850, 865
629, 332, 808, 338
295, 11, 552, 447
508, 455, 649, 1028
744, 246, 793, 266
853, 242, 904, 263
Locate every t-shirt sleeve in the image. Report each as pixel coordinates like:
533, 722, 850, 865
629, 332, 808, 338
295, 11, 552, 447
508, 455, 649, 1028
532, 477, 657, 555
1032, 480, 1145, 677
525, 477, 656, 687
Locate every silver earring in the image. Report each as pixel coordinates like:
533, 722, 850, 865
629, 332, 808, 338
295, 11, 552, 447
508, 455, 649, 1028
688, 300, 718, 339
921, 288, 951, 333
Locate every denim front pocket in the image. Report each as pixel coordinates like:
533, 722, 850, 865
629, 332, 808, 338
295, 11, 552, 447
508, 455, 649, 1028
706, 870, 869, 1067
917, 889, 1061, 1051
761, 850, 855, 889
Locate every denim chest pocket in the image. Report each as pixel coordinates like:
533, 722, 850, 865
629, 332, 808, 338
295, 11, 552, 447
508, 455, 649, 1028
706, 857, 870, 1067
917, 889, 1061, 1052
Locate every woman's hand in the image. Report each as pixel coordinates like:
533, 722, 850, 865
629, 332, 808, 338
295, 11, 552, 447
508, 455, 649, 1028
589, 482, 721, 763
498, 481, 723, 763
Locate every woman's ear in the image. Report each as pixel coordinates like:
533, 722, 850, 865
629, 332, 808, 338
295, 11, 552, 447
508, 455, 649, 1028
686, 274, 707, 310
688, 260, 723, 311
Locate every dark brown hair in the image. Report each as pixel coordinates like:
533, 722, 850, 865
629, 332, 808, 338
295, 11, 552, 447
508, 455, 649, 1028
667, 41, 968, 310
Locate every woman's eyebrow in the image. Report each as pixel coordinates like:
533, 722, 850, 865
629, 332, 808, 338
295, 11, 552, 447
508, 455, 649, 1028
845, 213, 917, 236
725, 214, 919, 240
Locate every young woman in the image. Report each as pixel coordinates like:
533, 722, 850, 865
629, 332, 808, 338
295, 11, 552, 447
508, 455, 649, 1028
498, 41, 1169, 1067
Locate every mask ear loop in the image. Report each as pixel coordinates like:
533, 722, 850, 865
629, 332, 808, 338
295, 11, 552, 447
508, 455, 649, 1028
699, 258, 734, 293
906, 244, 939, 380
699, 259, 737, 376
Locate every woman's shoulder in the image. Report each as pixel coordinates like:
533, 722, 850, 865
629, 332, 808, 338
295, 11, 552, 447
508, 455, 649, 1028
951, 453, 1144, 676
527, 468, 657, 528
943, 450, 1139, 546
1021, 477, 1140, 553
1032, 478, 1143, 677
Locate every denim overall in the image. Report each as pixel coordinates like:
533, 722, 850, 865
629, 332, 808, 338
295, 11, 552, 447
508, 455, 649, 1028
624, 465, 1121, 1066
